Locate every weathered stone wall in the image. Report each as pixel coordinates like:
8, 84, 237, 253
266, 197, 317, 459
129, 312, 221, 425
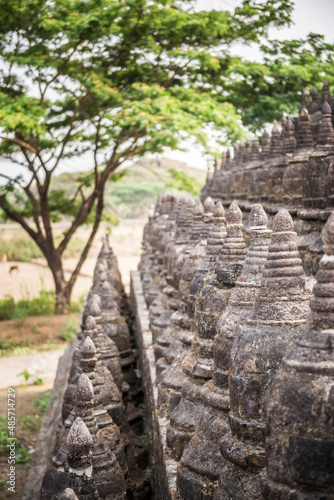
32, 80, 334, 500
201, 82, 334, 276
35, 236, 151, 499
136, 85, 334, 500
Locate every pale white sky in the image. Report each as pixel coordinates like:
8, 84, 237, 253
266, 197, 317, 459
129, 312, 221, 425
1, 0, 333, 182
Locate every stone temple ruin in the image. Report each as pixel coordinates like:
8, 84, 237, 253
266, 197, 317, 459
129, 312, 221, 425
29, 81, 334, 499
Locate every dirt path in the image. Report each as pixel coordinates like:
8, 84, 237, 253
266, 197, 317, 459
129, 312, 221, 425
0, 349, 65, 389
0, 218, 145, 299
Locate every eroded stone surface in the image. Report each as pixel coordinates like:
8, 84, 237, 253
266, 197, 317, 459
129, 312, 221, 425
217, 209, 311, 500
262, 212, 334, 499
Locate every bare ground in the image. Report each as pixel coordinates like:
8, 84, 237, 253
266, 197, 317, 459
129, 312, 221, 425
0, 218, 145, 495
0, 218, 144, 300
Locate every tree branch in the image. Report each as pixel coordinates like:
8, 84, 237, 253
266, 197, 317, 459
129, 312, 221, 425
0, 136, 37, 154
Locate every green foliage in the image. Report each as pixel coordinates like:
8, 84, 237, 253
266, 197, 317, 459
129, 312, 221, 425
17, 415, 41, 432
145, 468, 152, 481
15, 445, 31, 463
0, 416, 7, 453
0, 0, 331, 310
0, 478, 6, 492
0, 234, 42, 262
0, 415, 32, 463
0, 295, 15, 320
15, 291, 55, 318
0, 340, 64, 357
140, 433, 151, 453
33, 391, 51, 414
221, 33, 334, 130
18, 368, 31, 383
0, 291, 81, 322
18, 368, 44, 385
165, 168, 202, 196
57, 317, 78, 342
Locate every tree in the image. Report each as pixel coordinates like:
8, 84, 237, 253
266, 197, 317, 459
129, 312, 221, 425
219, 33, 334, 130
0, 0, 318, 312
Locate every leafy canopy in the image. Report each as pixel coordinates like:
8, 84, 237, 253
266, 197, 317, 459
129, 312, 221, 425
0, 0, 296, 176
0, 0, 331, 307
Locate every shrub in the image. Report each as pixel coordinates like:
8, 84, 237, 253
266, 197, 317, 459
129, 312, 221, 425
14, 290, 55, 318
0, 295, 15, 320
0, 234, 42, 262
57, 317, 78, 342
0, 416, 7, 454
33, 391, 51, 413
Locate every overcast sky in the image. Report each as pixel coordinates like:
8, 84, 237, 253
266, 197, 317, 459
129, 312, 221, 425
1, 0, 333, 183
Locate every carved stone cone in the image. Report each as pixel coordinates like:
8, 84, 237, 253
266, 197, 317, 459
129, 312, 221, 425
186, 200, 226, 320
166, 202, 244, 461
270, 120, 282, 156
40, 417, 100, 500
297, 108, 314, 150
216, 208, 311, 500
67, 417, 93, 470
155, 201, 215, 416
317, 101, 334, 146
262, 211, 334, 499
62, 316, 123, 425
176, 204, 271, 500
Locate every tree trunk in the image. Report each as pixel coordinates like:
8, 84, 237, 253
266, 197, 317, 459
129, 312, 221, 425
47, 252, 71, 314
55, 285, 71, 314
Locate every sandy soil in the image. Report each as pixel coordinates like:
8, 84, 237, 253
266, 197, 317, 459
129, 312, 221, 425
0, 218, 145, 300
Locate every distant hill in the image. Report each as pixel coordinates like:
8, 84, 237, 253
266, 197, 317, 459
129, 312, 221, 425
53, 157, 207, 220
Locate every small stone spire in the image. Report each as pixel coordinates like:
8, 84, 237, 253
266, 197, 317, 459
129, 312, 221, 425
238, 143, 245, 163
250, 135, 260, 161
199, 197, 215, 240
225, 148, 231, 169
67, 417, 93, 471
220, 201, 247, 264
310, 87, 320, 114
206, 202, 227, 257
262, 212, 334, 499
219, 208, 311, 499
213, 157, 219, 172
80, 335, 98, 372
89, 299, 101, 318
261, 130, 271, 157
204, 196, 215, 213
299, 89, 308, 113
243, 139, 251, 163
270, 120, 282, 156
296, 108, 314, 149
321, 79, 330, 105
66, 410, 126, 498
283, 116, 296, 154
281, 115, 287, 143
262, 209, 305, 289
220, 151, 226, 171
317, 101, 334, 146
101, 280, 117, 310
188, 199, 204, 243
